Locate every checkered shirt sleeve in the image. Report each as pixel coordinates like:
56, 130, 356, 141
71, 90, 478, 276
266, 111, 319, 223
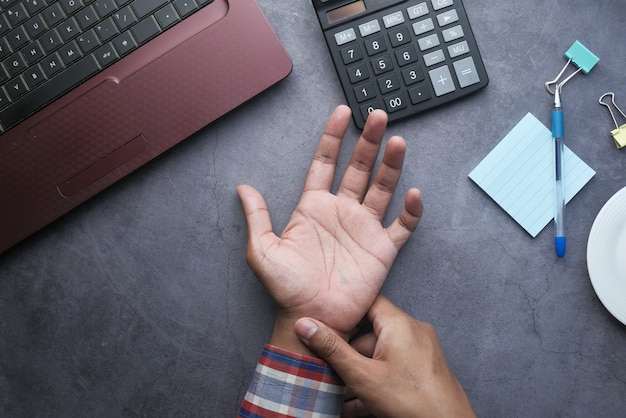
237, 344, 346, 418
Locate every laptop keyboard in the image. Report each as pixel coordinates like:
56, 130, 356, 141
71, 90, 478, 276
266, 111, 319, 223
0, 0, 214, 134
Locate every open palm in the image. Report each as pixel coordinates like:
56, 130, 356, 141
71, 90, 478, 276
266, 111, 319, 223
237, 106, 423, 344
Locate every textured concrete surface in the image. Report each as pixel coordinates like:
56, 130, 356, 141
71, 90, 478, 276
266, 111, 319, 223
1, 0, 625, 416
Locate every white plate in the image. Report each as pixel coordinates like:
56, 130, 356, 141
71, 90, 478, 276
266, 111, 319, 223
587, 186, 626, 325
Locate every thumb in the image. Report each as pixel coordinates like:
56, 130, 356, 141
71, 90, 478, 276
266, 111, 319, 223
295, 318, 367, 382
236, 184, 275, 250
236, 184, 272, 235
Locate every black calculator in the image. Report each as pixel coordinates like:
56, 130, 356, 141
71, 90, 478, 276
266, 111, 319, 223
312, 0, 488, 128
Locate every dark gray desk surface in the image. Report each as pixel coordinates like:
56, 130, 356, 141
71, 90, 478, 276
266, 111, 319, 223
2, 0, 626, 416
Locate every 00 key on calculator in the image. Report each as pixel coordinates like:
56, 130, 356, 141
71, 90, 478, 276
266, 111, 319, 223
312, 0, 489, 128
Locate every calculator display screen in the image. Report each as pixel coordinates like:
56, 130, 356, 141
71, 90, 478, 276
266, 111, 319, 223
326, 1, 366, 24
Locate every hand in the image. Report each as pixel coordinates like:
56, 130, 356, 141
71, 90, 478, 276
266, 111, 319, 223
294, 295, 476, 418
237, 105, 423, 355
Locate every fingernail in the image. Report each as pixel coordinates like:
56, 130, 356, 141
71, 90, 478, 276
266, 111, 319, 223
295, 319, 319, 341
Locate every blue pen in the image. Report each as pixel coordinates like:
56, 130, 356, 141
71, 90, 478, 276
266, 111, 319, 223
544, 41, 599, 257
552, 87, 566, 257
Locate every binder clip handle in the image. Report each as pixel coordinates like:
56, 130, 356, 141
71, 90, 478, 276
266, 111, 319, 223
545, 41, 599, 95
599, 92, 626, 149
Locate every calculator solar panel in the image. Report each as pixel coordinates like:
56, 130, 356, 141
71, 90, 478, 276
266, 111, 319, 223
312, 0, 488, 128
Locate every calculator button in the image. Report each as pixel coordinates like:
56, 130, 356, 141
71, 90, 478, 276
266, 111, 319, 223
412, 18, 434, 36
436, 9, 459, 26
383, 92, 407, 113
442, 24, 464, 42
378, 73, 401, 94
340, 44, 363, 64
347, 62, 370, 83
334, 28, 357, 46
402, 65, 425, 85
354, 82, 376, 102
431, 0, 454, 11
383, 11, 405, 28
364, 35, 388, 56
429, 65, 456, 96
408, 84, 431, 104
371, 54, 394, 75
448, 40, 469, 58
360, 101, 382, 122
418, 34, 440, 51
423, 49, 445, 66
359, 19, 381, 37
395, 45, 418, 66
453, 57, 480, 87
407, 2, 429, 19
388, 26, 411, 47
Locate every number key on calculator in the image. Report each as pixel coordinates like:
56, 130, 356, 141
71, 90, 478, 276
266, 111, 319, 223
312, 0, 489, 128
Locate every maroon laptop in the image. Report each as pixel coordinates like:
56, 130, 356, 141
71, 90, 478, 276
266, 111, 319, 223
0, 0, 292, 253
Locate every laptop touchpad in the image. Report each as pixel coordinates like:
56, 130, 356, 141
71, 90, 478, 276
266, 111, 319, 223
27, 79, 148, 198
57, 134, 146, 197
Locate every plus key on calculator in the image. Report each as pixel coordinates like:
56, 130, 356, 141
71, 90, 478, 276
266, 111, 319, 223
312, 0, 489, 128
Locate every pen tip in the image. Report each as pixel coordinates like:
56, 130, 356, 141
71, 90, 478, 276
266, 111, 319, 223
555, 236, 566, 257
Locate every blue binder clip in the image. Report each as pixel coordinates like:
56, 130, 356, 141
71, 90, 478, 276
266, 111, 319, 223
545, 40, 600, 95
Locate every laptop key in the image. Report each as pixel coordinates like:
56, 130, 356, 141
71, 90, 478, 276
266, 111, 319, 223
95, 17, 119, 42
0, 88, 11, 110
5, 2, 28, 27
113, 6, 139, 31
93, 0, 119, 18
0, 14, 9, 38
131, 0, 169, 19
7, 27, 29, 51
173, 0, 198, 17
5, 52, 28, 77
41, 3, 66, 28
40, 52, 64, 78
58, 40, 83, 66
131, 16, 160, 44
59, 17, 81, 43
5, 76, 28, 101
24, 64, 46, 89
58, 0, 83, 15
24, 0, 47, 15
113, 31, 138, 56
95, 42, 119, 67
156, 4, 180, 29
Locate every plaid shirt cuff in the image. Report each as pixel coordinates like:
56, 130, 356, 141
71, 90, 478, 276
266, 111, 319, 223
238, 344, 346, 418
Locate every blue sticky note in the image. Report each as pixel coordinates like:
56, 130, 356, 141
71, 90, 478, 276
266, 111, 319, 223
469, 113, 595, 237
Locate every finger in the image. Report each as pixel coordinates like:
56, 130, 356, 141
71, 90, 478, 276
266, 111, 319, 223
341, 398, 371, 418
303, 105, 352, 192
343, 387, 357, 402
236, 184, 278, 267
366, 294, 408, 334
337, 109, 388, 201
385, 187, 424, 250
295, 318, 369, 382
362, 135, 406, 221
350, 332, 377, 358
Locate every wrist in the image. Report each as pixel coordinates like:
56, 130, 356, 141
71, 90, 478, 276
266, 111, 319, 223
270, 313, 353, 358
270, 315, 320, 358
